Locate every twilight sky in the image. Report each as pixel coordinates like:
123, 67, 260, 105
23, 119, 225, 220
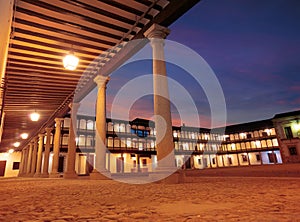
79, 0, 300, 128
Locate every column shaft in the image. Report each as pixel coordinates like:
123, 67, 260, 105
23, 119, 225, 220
34, 134, 44, 177
30, 137, 38, 176
0, 0, 14, 80
50, 118, 63, 177
64, 103, 79, 179
26, 143, 33, 175
22, 148, 29, 175
90, 76, 110, 179
145, 24, 175, 169
42, 128, 52, 177
18, 149, 25, 176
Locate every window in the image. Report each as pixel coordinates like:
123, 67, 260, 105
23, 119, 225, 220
62, 135, 69, 145
284, 126, 293, 139
12, 162, 20, 170
289, 147, 298, 156
241, 155, 248, 162
228, 157, 232, 165
86, 136, 94, 147
247, 133, 252, 139
78, 135, 86, 146
79, 119, 86, 130
262, 132, 268, 137
142, 159, 147, 167
198, 159, 202, 165
137, 130, 144, 137
268, 153, 277, 163
212, 158, 216, 165
256, 154, 261, 161
87, 120, 94, 130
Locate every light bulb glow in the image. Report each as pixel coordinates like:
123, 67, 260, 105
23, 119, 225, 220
13, 142, 20, 147
20, 133, 28, 139
63, 53, 79, 70
30, 112, 40, 121
8, 149, 14, 154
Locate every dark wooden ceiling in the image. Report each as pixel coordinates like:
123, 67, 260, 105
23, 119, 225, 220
0, 0, 200, 152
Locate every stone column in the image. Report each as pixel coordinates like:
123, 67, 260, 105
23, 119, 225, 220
90, 75, 111, 180
18, 149, 25, 177
21, 147, 29, 176
50, 118, 64, 178
41, 127, 52, 177
30, 137, 38, 176
0, 0, 13, 81
34, 134, 44, 177
145, 24, 178, 183
64, 103, 79, 179
26, 142, 33, 175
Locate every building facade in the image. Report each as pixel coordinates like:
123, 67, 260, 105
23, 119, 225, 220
273, 110, 300, 163
2, 110, 300, 177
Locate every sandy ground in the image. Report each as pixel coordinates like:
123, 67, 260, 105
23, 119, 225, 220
0, 176, 299, 222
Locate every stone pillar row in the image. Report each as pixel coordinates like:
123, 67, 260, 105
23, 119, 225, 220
18, 23, 176, 182
18, 106, 79, 179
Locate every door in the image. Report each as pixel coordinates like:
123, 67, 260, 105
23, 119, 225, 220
116, 157, 124, 173
58, 156, 64, 173
184, 157, 192, 169
268, 153, 277, 163
0, 161, 7, 176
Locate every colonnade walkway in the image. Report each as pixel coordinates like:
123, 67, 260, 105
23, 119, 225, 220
1, 165, 300, 221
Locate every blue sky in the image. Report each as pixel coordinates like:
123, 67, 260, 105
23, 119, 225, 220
79, 0, 300, 127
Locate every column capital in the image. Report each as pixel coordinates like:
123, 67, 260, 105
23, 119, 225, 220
69, 102, 80, 112
54, 118, 64, 124
94, 75, 110, 89
144, 24, 170, 39
45, 127, 53, 133
38, 133, 44, 138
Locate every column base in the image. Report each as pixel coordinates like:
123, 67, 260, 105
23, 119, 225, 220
63, 171, 78, 179
33, 173, 41, 178
28, 173, 35, 177
40, 173, 49, 178
149, 168, 184, 184
49, 172, 61, 178
90, 169, 111, 180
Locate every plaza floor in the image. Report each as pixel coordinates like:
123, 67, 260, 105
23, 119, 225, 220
0, 174, 299, 222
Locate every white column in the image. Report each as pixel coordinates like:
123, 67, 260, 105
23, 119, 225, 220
26, 142, 33, 175
34, 134, 44, 177
90, 75, 111, 179
64, 103, 79, 179
50, 118, 64, 178
30, 137, 38, 176
145, 24, 175, 168
41, 127, 52, 177
144, 24, 180, 183
0, 0, 14, 81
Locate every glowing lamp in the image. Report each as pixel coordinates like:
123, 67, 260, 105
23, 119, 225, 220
13, 142, 20, 147
63, 52, 79, 70
20, 133, 28, 139
8, 149, 14, 154
30, 112, 40, 121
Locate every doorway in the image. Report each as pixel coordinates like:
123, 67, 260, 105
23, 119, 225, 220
58, 156, 64, 173
0, 161, 7, 176
116, 157, 124, 173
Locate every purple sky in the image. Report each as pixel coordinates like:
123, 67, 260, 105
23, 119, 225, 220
79, 0, 300, 127
167, 0, 300, 125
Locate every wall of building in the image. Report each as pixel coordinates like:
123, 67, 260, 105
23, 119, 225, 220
0, 151, 21, 177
